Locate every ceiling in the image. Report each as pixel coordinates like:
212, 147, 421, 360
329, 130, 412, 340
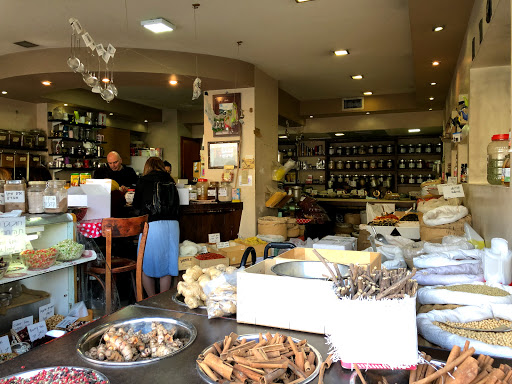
0, 0, 474, 118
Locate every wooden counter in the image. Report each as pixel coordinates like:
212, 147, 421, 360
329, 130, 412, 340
179, 202, 243, 243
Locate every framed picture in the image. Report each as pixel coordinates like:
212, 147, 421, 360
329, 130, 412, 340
208, 141, 240, 169
212, 93, 242, 137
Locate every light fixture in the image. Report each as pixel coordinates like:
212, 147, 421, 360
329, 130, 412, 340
144, 119, 148, 123
64, 104, 68, 106
169, 80, 178, 86
1, 91, 7, 95
41, 80, 52, 86
430, 82, 437, 86
351, 75, 363, 80
309, 115, 314, 118
429, 97, 435, 101
432, 61, 440, 66
363, 91, 372, 96
366, 112, 370, 115
279, 135, 287, 139
335, 133, 345, 136
408, 129, 421, 133
429, 108, 433, 111
102, 78, 110, 83
334, 49, 349, 56
295, 0, 314, 3
141, 18, 175, 33
433, 26, 445, 32
109, 112, 114, 116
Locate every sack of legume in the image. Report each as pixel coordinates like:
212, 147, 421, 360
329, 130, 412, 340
417, 282, 512, 305
55, 239, 85, 261
417, 304, 512, 358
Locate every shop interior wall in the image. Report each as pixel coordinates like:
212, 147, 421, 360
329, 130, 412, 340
203, 87, 256, 238
0, 97, 38, 132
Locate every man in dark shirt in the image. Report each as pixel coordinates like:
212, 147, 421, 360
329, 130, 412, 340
99, 151, 138, 193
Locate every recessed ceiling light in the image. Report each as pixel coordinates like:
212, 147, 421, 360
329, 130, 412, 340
335, 133, 345, 136
432, 61, 440, 66
433, 26, 445, 32
334, 49, 349, 56
429, 108, 433, 111
429, 97, 434, 101
102, 78, 110, 83
109, 113, 114, 116
363, 91, 372, 96
144, 119, 148, 123
169, 80, 178, 85
309, 115, 313, 118
141, 18, 175, 33
351, 75, 363, 80
1, 91, 7, 95
430, 82, 437, 86
41, 80, 52, 86
408, 129, 421, 133
366, 112, 370, 115
279, 135, 287, 139
64, 104, 68, 106
295, 0, 314, 3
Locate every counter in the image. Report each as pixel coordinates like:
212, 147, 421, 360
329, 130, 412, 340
179, 202, 243, 243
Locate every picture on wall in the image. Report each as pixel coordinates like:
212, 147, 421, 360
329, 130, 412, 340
212, 93, 242, 137
208, 141, 240, 169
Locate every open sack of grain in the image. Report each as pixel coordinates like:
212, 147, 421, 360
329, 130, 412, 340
417, 304, 512, 358
417, 282, 512, 305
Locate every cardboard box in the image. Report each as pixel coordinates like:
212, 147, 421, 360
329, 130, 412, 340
420, 214, 472, 242
178, 256, 196, 271
67, 187, 88, 207
313, 236, 357, 251
237, 250, 381, 334
217, 244, 250, 266
194, 255, 229, 269
359, 223, 420, 240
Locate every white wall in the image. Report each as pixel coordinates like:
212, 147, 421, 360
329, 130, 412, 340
0, 97, 38, 131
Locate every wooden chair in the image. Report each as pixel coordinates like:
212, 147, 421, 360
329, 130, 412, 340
87, 215, 149, 314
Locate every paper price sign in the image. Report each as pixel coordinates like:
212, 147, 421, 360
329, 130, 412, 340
0, 216, 26, 255
5, 190, 25, 203
39, 303, 54, 321
217, 241, 230, 249
27, 321, 48, 342
443, 184, 465, 198
208, 233, 221, 244
56, 316, 79, 329
12, 316, 33, 333
447, 176, 458, 185
0, 335, 12, 353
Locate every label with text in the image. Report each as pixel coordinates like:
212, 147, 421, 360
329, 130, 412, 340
208, 233, 221, 244
43, 196, 57, 209
447, 177, 458, 185
0, 216, 26, 255
5, 190, 25, 203
12, 315, 33, 333
443, 184, 465, 198
0, 335, 12, 353
28, 321, 48, 342
39, 303, 55, 321
217, 241, 230, 249
56, 316, 79, 329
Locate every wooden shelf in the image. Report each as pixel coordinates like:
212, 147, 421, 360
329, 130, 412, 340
48, 137, 107, 145
48, 119, 106, 129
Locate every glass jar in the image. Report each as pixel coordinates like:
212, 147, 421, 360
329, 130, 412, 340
5, 180, 26, 213
400, 174, 406, 184
358, 145, 366, 155
44, 180, 68, 213
487, 134, 509, 185
386, 159, 393, 169
196, 179, 209, 200
370, 176, 377, 188
408, 174, 415, 184
427, 174, 433, 181
417, 174, 424, 184
337, 175, 343, 183
408, 159, 416, 169
399, 159, 406, 169
436, 143, 442, 153
362, 160, 369, 170
218, 182, 232, 202
328, 160, 335, 170
0, 130, 8, 146
336, 160, 344, 170
425, 143, 432, 154
399, 144, 407, 154
27, 181, 46, 214
8, 131, 21, 148
345, 146, 351, 156
386, 144, 394, 154
378, 174, 385, 185
329, 146, 335, 156
376, 145, 383, 154
208, 181, 219, 201
408, 144, 415, 154
0, 180, 5, 213
336, 146, 342, 156
377, 159, 384, 169
368, 145, 374, 155
416, 143, 422, 154
416, 159, 424, 169
354, 161, 361, 170
188, 186, 198, 201
345, 160, 352, 170
369, 160, 377, 169
351, 145, 357, 155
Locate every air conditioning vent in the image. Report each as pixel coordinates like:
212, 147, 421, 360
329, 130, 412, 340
13, 41, 39, 48
342, 97, 364, 111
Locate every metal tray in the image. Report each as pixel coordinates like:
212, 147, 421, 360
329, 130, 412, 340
77, 316, 197, 366
271, 260, 349, 280
196, 333, 323, 384
0, 366, 109, 383
172, 291, 207, 309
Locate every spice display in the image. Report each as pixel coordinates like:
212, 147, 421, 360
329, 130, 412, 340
196, 332, 319, 383
43, 180, 68, 213
4, 180, 26, 213
436, 284, 509, 296
20, 248, 58, 270
45, 314, 66, 330
234, 237, 267, 246
434, 320, 512, 347
54, 239, 84, 261
0, 353, 17, 363
84, 321, 185, 362
0, 367, 108, 384
27, 181, 46, 214
369, 213, 400, 226
195, 253, 225, 260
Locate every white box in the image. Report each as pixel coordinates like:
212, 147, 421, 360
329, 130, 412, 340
67, 187, 87, 207
313, 236, 357, 250
80, 184, 111, 220
359, 222, 420, 240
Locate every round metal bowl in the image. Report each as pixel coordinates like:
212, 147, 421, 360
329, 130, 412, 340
271, 260, 349, 280
0, 366, 109, 383
172, 291, 207, 309
76, 316, 197, 366
197, 334, 323, 384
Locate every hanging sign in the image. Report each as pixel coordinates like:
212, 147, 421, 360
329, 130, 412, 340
0, 217, 26, 255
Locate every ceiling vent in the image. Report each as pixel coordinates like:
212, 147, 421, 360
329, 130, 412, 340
342, 97, 364, 111
13, 41, 39, 48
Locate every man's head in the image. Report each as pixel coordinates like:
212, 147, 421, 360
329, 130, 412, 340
107, 151, 123, 171
163, 160, 172, 174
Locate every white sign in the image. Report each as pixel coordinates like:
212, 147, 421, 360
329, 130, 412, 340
208, 233, 221, 244
56, 316, 79, 329
443, 184, 465, 198
238, 175, 253, 187
27, 321, 48, 342
0, 335, 12, 353
5, 190, 25, 203
39, 303, 55, 322
217, 241, 230, 249
43, 196, 57, 209
447, 177, 458, 185
0, 217, 26, 255
12, 315, 33, 333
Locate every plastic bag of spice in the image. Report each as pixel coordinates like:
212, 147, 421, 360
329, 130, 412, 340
202, 269, 239, 319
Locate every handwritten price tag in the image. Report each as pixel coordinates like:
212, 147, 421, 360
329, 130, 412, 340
39, 303, 54, 321
56, 316, 79, 329
217, 241, 230, 249
0, 335, 11, 353
208, 233, 221, 244
27, 321, 48, 342
12, 316, 33, 333
447, 176, 458, 185
443, 184, 465, 198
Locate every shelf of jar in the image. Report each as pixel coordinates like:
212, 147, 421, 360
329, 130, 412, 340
49, 154, 106, 159
297, 168, 326, 171
48, 137, 107, 145
48, 167, 101, 171
327, 168, 397, 173
398, 183, 423, 186
398, 168, 440, 172
397, 153, 443, 157
47, 119, 106, 129
283, 182, 326, 186
297, 155, 326, 158
328, 153, 396, 158
0, 146, 48, 152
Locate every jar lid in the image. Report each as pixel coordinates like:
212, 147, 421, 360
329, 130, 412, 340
6, 180, 23, 184
198, 178, 207, 182
492, 134, 509, 141
28, 181, 46, 185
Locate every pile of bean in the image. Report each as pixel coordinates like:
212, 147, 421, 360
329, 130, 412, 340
45, 314, 65, 330
434, 319, 512, 347
0, 367, 107, 384
437, 284, 509, 297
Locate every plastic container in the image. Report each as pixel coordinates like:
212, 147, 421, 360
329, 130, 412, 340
5, 180, 26, 213
218, 182, 232, 202
20, 248, 58, 270
27, 181, 46, 214
487, 134, 509, 185
43, 180, 68, 213
125, 189, 135, 205
208, 181, 219, 201
196, 178, 209, 200
483, 238, 512, 285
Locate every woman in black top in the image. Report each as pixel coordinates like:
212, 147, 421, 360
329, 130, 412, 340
133, 157, 179, 297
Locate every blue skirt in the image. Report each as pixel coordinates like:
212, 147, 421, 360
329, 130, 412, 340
140, 220, 179, 278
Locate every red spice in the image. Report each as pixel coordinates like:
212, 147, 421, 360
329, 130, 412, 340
195, 253, 224, 260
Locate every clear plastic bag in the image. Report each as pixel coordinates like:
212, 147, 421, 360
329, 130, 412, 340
202, 268, 240, 319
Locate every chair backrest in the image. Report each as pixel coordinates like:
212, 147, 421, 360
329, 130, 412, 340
101, 215, 149, 238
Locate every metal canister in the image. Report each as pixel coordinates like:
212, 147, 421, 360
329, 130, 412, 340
70, 173, 80, 187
